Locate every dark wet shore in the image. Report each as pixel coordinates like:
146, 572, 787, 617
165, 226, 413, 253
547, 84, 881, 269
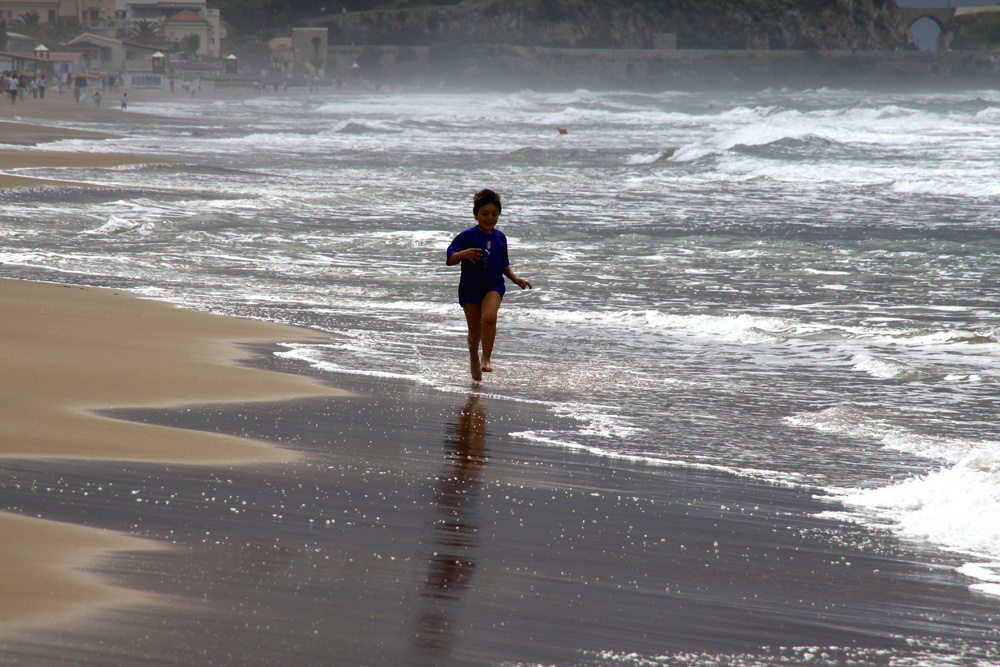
1, 364, 998, 666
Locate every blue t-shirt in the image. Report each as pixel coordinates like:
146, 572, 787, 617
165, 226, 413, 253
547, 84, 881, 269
447, 226, 509, 304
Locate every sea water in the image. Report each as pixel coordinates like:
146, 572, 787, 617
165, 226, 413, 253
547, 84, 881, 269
2, 86, 999, 597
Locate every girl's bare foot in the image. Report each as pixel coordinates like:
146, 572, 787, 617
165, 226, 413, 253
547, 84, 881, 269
481, 357, 493, 373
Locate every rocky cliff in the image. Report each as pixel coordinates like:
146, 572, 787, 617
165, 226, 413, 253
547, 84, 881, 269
315, 0, 910, 52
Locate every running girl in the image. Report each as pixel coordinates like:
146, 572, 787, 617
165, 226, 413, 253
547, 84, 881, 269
446, 189, 532, 382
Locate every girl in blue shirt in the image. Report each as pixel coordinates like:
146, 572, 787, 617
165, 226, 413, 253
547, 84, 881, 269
446, 189, 532, 382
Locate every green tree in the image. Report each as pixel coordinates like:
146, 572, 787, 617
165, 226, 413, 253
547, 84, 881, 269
37, 20, 84, 47
181, 34, 201, 54
11, 11, 41, 30
129, 19, 163, 45
951, 13, 1000, 51
6, 13, 83, 48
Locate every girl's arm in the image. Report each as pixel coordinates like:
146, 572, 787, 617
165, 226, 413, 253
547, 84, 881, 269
446, 247, 482, 265
504, 266, 532, 290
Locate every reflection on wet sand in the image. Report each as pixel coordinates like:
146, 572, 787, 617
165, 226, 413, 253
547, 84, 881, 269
413, 393, 489, 662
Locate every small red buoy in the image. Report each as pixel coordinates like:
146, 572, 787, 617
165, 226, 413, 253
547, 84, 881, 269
557, 127, 568, 134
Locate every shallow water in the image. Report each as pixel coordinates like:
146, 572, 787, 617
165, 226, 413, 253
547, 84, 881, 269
2, 86, 999, 595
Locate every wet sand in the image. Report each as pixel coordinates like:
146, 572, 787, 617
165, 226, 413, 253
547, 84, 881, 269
0, 363, 997, 663
0, 278, 346, 630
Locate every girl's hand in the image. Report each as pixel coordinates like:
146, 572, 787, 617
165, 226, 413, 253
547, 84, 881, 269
515, 277, 532, 290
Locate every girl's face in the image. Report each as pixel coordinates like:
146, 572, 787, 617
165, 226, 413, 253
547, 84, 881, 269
475, 204, 500, 233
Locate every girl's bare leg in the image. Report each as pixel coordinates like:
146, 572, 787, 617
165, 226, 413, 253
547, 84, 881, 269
479, 291, 502, 373
462, 302, 483, 382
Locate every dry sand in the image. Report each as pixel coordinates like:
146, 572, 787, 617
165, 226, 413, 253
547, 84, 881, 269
0, 278, 347, 630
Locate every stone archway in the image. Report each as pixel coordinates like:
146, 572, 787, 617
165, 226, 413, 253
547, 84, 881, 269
899, 7, 956, 51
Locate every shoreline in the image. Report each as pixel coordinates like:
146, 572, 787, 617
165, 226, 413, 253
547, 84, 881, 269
2, 368, 997, 663
0, 277, 348, 630
0, 281, 996, 660
0, 88, 177, 188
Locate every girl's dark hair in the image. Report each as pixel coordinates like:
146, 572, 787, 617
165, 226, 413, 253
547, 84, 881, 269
473, 188, 502, 216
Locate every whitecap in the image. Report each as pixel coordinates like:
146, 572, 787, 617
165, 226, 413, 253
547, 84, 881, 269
838, 450, 1000, 558
86, 215, 154, 236
850, 352, 915, 380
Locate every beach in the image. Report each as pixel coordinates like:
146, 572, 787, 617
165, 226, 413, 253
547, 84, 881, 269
0, 301, 997, 664
1, 92, 350, 629
0, 277, 347, 632
1, 86, 999, 665
0, 91, 166, 188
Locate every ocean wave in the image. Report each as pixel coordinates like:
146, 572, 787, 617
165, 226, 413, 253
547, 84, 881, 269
786, 403, 1000, 463
836, 448, 1000, 560
518, 307, 804, 345
897, 326, 1000, 347
509, 429, 806, 487
330, 120, 403, 135
671, 127, 838, 164
793, 403, 1000, 565
890, 178, 1000, 199
625, 148, 677, 165
850, 352, 918, 380
85, 215, 155, 236
362, 229, 454, 248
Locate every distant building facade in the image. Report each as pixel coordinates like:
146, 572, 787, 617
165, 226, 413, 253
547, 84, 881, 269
1, 30, 85, 82
269, 27, 327, 76
0, 0, 223, 57
0, 0, 65, 24
62, 31, 163, 72
162, 7, 221, 57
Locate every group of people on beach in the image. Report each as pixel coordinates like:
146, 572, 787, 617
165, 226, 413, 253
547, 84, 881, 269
447, 188, 533, 383
2, 72, 47, 104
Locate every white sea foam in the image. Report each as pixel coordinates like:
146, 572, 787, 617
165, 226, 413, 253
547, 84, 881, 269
891, 178, 1000, 198
362, 229, 454, 248
625, 150, 676, 165
510, 429, 805, 487
787, 404, 1000, 463
850, 352, 915, 380
86, 215, 154, 236
838, 451, 1000, 558
958, 562, 1000, 583
515, 307, 806, 345
791, 404, 1000, 562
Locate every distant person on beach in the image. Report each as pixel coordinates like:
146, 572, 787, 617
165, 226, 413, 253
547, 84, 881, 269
121, 92, 127, 110
446, 188, 532, 382
93, 89, 102, 107
7, 74, 19, 104
38, 74, 46, 99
